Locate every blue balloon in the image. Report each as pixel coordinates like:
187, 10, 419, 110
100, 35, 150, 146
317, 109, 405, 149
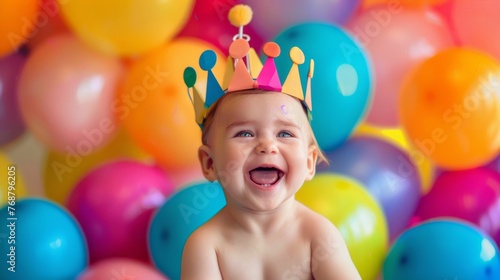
384, 219, 500, 280
148, 181, 226, 280
318, 136, 421, 240
0, 198, 88, 280
273, 23, 373, 152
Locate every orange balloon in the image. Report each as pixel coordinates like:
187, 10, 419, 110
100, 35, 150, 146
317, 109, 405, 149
0, 0, 39, 58
362, 0, 445, 9
399, 47, 500, 170
120, 38, 226, 169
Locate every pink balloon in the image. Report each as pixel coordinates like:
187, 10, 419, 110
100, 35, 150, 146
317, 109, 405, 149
18, 34, 123, 153
66, 160, 176, 264
451, 0, 500, 60
412, 167, 500, 246
346, 7, 454, 127
78, 258, 168, 280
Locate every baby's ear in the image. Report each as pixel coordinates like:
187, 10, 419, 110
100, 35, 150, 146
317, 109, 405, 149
198, 145, 217, 182
305, 145, 318, 181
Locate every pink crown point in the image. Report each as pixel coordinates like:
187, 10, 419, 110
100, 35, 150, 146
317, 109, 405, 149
256, 42, 282, 92
227, 38, 255, 92
200, 50, 224, 107
282, 46, 305, 101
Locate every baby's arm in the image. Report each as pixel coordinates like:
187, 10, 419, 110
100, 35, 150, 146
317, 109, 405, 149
310, 216, 362, 280
181, 228, 222, 280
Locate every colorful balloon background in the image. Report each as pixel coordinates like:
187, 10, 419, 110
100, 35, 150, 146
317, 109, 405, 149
1, 1, 500, 279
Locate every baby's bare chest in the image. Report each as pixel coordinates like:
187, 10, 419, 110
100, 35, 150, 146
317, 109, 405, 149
216, 238, 314, 280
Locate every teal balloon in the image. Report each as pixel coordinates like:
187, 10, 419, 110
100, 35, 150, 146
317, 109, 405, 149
273, 23, 373, 152
384, 219, 500, 280
0, 198, 88, 280
149, 181, 226, 280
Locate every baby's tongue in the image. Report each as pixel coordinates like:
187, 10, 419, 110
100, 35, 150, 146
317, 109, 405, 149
249, 169, 279, 185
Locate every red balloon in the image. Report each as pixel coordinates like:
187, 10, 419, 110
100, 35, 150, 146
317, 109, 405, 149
177, 0, 263, 55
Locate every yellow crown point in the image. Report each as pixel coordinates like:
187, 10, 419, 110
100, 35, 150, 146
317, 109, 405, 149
228, 4, 253, 27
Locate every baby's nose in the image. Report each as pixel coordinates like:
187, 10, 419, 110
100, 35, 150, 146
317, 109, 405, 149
255, 137, 278, 154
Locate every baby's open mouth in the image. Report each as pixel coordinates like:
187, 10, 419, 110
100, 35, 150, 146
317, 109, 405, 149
249, 167, 284, 187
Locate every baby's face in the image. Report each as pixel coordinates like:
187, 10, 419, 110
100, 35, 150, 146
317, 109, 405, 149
202, 92, 317, 212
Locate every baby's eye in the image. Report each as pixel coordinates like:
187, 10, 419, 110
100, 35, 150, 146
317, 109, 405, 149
235, 131, 253, 137
277, 131, 293, 138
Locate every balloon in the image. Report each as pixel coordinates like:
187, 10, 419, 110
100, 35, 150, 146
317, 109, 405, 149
177, 0, 263, 55
149, 181, 226, 280
58, 0, 194, 56
243, 0, 362, 40
18, 34, 123, 153
346, 7, 453, 127
354, 123, 435, 194
0, 198, 88, 280
120, 38, 226, 169
44, 129, 152, 205
0, 52, 26, 146
384, 219, 500, 280
452, 0, 500, 61
0, 0, 39, 58
273, 23, 373, 152
296, 174, 388, 280
77, 258, 168, 280
362, 0, 446, 9
0, 153, 27, 205
319, 136, 421, 240
412, 168, 500, 247
66, 160, 175, 263
399, 48, 500, 170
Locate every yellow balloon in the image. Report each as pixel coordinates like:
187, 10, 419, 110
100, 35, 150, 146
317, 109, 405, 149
297, 173, 388, 280
58, 0, 194, 56
354, 123, 435, 194
44, 129, 151, 205
0, 153, 27, 206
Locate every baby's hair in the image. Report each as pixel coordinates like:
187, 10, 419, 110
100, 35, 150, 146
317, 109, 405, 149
201, 89, 328, 165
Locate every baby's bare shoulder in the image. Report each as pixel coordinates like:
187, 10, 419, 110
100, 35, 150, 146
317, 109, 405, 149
295, 202, 340, 237
294, 202, 361, 279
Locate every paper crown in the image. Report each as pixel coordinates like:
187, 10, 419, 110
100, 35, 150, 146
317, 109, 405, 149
183, 4, 313, 127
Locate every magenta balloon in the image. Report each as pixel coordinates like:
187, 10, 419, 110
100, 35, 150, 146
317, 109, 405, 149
243, 0, 361, 40
452, 0, 500, 60
318, 136, 422, 240
178, 0, 263, 54
0, 52, 27, 146
18, 34, 123, 153
413, 167, 500, 247
345, 7, 453, 127
66, 160, 176, 264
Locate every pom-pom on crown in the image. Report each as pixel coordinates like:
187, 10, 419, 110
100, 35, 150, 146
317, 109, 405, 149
183, 4, 314, 127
